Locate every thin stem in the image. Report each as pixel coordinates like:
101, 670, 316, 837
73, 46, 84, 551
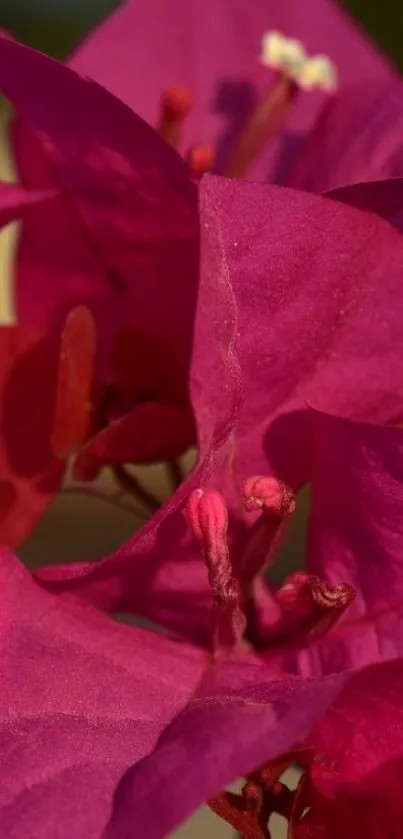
113, 464, 161, 513
62, 483, 145, 518
167, 458, 183, 491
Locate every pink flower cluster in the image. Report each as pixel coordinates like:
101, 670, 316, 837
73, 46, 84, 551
0, 1, 403, 837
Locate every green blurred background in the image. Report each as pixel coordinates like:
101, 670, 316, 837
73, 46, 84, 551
0, 0, 402, 64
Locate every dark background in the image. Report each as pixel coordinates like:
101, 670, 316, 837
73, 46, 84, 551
0, 0, 402, 66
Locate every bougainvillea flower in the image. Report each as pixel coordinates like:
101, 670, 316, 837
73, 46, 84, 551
0, 324, 65, 546
70, 0, 393, 184
36, 175, 403, 648
3, 541, 378, 839
2, 37, 403, 655
4, 463, 396, 838
92, 410, 403, 838
83, 403, 403, 837
0, 294, 383, 839
0, 35, 402, 544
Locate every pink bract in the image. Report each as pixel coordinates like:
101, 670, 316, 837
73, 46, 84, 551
71, 0, 393, 183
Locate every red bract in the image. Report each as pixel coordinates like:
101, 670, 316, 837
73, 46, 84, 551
0, 181, 56, 227
0, 36, 199, 543
0, 325, 63, 545
292, 661, 403, 838
0, 186, 69, 546
100, 660, 403, 838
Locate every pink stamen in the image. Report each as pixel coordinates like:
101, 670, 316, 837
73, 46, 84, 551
186, 143, 216, 179
241, 476, 296, 585
187, 489, 246, 654
157, 86, 193, 149
308, 576, 355, 637
243, 475, 296, 516
276, 572, 355, 638
224, 74, 297, 179
310, 577, 355, 609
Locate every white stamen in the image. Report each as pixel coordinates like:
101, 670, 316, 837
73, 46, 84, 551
299, 55, 338, 92
260, 32, 338, 92
260, 31, 306, 77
